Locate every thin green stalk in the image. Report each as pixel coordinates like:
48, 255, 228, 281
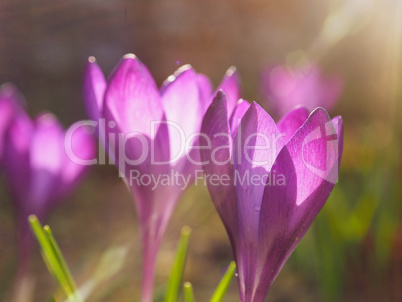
183, 282, 196, 302
164, 226, 191, 302
28, 215, 82, 302
209, 261, 236, 302
44, 225, 82, 301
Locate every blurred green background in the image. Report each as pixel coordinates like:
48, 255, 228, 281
0, 0, 401, 301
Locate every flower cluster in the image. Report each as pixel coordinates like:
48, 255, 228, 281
0, 53, 343, 302
0, 83, 96, 280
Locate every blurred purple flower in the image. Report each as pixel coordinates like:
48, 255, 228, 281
2, 93, 96, 280
83, 54, 241, 302
0, 84, 25, 166
261, 64, 343, 117
201, 92, 343, 302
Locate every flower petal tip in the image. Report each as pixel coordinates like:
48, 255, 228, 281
332, 115, 343, 125
309, 106, 330, 119
162, 64, 194, 86
292, 105, 309, 111
215, 89, 227, 100
226, 66, 237, 77
209, 90, 228, 112
250, 101, 263, 111
88, 56, 96, 63
0, 82, 18, 96
123, 53, 137, 60
36, 112, 58, 123
176, 64, 192, 74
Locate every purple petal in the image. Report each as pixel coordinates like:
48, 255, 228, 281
276, 106, 310, 144
29, 113, 65, 209
103, 54, 169, 174
255, 108, 340, 299
3, 111, 33, 208
200, 91, 239, 248
0, 101, 17, 162
215, 66, 242, 116
232, 102, 284, 299
197, 73, 213, 113
102, 54, 171, 188
233, 102, 284, 234
0, 83, 26, 107
331, 116, 344, 167
104, 53, 164, 137
229, 99, 250, 136
56, 122, 97, 201
83, 56, 107, 121
161, 65, 204, 163
0, 84, 25, 163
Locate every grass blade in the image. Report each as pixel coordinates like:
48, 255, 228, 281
28, 215, 82, 302
44, 225, 82, 301
183, 282, 196, 302
164, 226, 191, 302
209, 261, 236, 302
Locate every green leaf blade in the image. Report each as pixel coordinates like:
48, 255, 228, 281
164, 226, 191, 302
28, 215, 82, 302
44, 225, 82, 301
183, 282, 196, 302
210, 261, 236, 302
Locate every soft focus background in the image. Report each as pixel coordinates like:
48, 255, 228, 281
0, 0, 401, 301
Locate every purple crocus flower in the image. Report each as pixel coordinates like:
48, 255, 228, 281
0, 84, 25, 166
200, 91, 343, 302
2, 100, 96, 280
261, 63, 343, 117
83, 54, 241, 302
